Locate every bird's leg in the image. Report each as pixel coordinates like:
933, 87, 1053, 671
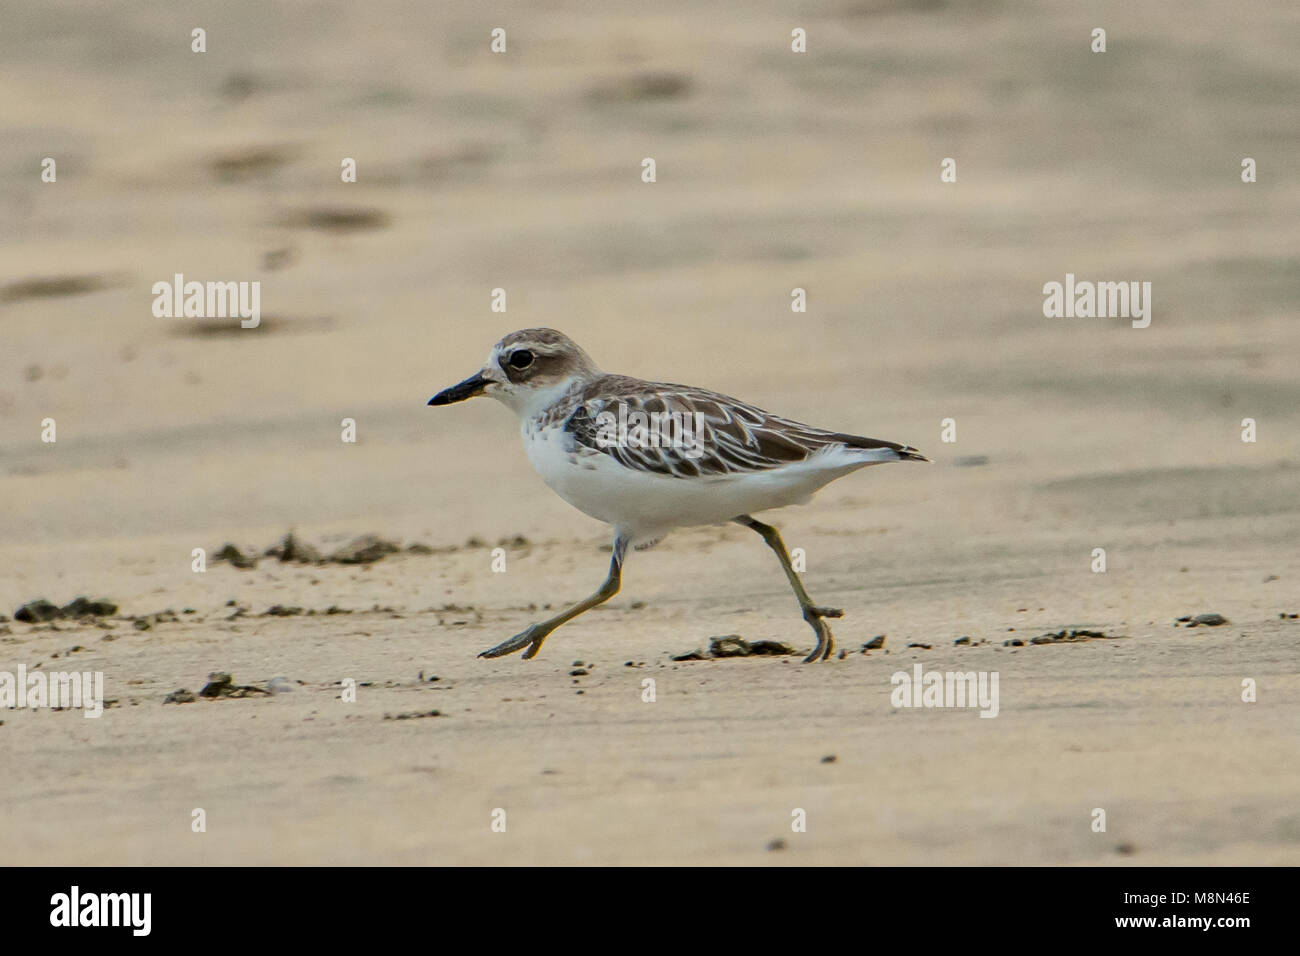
733, 515, 842, 663
479, 533, 629, 660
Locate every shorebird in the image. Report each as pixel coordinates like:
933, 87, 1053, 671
429, 329, 927, 662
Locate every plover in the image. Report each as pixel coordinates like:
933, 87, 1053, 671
429, 329, 927, 662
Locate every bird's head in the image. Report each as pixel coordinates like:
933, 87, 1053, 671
428, 328, 601, 417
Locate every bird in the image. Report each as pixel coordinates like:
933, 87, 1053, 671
428, 328, 927, 662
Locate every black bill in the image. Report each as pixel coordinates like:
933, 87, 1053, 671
428, 372, 488, 406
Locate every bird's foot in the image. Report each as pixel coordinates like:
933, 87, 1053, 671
478, 623, 550, 660
801, 605, 842, 662
807, 605, 843, 619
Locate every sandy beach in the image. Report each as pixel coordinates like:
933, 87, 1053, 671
1, 0, 1298, 865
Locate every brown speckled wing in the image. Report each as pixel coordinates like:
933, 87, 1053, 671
562, 376, 914, 479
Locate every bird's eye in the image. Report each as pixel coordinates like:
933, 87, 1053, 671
508, 349, 534, 369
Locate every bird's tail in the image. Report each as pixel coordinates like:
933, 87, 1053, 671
834, 432, 931, 463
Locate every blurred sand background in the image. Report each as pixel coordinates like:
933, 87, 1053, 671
1, 0, 1298, 864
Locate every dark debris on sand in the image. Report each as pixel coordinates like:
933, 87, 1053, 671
672, 635, 797, 661
15, 597, 118, 623
217, 531, 412, 569
215, 543, 259, 569
1008, 629, 1126, 647
265, 531, 323, 564
329, 533, 401, 564
1175, 613, 1229, 628
263, 605, 304, 617
197, 672, 272, 699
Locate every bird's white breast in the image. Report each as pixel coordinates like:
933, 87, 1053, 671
520, 417, 882, 543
